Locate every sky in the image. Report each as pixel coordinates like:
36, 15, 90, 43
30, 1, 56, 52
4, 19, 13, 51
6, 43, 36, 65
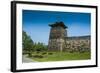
22, 10, 91, 45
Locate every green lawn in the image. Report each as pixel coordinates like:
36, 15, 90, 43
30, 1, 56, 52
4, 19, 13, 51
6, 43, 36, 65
27, 51, 91, 62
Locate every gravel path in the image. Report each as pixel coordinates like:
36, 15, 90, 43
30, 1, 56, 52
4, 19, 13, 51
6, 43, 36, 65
22, 55, 37, 63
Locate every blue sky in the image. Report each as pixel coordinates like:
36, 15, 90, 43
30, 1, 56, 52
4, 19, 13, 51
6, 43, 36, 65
22, 10, 91, 45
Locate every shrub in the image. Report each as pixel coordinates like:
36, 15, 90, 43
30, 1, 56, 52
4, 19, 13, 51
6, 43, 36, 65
36, 51, 41, 54
28, 53, 32, 57
42, 52, 47, 55
48, 52, 53, 55
33, 55, 44, 58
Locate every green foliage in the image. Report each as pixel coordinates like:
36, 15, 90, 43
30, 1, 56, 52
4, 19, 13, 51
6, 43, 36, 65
22, 31, 33, 52
33, 42, 48, 52
33, 54, 44, 58
48, 52, 53, 55
22, 31, 48, 54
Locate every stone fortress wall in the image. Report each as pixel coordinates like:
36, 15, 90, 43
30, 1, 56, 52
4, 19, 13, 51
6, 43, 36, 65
48, 22, 91, 52
63, 36, 91, 52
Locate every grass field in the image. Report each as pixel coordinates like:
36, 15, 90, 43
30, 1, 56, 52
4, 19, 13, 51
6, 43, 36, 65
27, 51, 91, 62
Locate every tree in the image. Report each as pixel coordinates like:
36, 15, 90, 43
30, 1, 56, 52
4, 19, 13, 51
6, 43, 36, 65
32, 42, 48, 52
22, 31, 33, 53
22, 31, 48, 55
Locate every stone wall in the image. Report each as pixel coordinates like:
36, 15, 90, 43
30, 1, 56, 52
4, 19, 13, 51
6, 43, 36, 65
63, 36, 91, 52
48, 38, 64, 51
48, 22, 91, 52
48, 22, 67, 51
